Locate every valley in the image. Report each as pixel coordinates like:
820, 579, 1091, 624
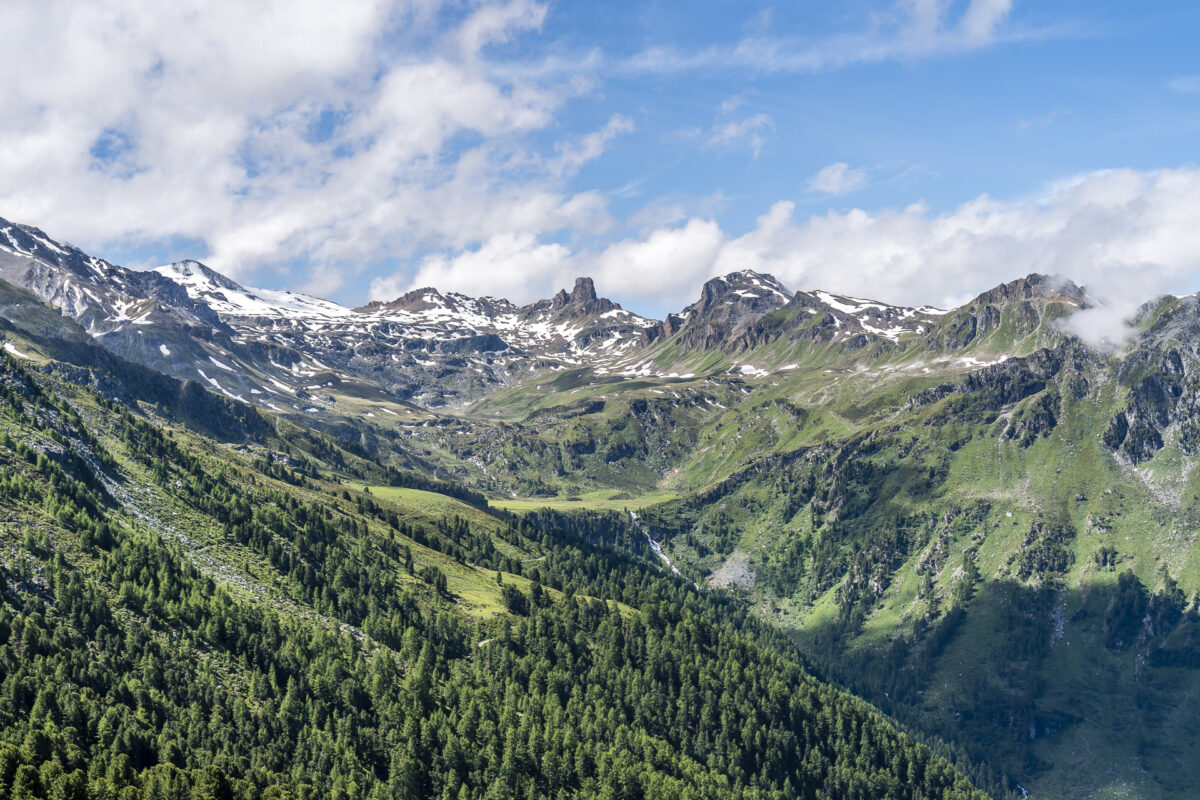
2, 214, 1199, 798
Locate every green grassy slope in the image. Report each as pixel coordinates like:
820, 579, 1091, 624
0, 340, 995, 800
317, 279, 1200, 800
632, 334, 1200, 800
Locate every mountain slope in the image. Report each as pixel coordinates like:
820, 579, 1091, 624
8, 213, 1200, 798
0, 311, 993, 800
631, 295, 1200, 799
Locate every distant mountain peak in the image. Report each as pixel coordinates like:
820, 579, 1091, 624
155, 259, 348, 319
971, 273, 1086, 307
369, 286, 452, 313
699, 270, 791, 304
155, 259, 247, 294
545, 276, 621, 320
569, 276, 598, 304
641, 269, 792, 349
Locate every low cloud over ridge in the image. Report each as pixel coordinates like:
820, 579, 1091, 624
374, 167, 1200, 347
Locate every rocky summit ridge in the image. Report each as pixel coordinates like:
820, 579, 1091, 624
2, 213, 1032, 413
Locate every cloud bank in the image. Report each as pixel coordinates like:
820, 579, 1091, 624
0, 0, 608, 293
0, 0, 1028, 301
377, 167, 1200, 348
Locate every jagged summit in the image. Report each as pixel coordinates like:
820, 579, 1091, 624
926, 273, 1087, 352
696, 270, 791, 309
969, 272, 1087, 308
366, 276, 614, 318
536, 276, 622, 321
156, 259, 246, 294
361, 286, 518, 317
553, 276, 598, 306
0, 216, 89, 267
641, 270, 792, 348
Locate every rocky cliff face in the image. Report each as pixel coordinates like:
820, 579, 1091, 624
641, 270, 793, 350
0, 217, 659, 411
929, 273, 1085, 351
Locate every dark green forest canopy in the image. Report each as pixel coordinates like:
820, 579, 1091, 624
0, 352, 990, 800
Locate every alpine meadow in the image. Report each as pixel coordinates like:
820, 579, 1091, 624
3, 2, 1200, 799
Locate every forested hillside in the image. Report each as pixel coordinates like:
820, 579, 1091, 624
0, 341, 993, 799
10, 211, 1200, 798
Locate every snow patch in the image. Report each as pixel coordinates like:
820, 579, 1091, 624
3, 342, 31, 359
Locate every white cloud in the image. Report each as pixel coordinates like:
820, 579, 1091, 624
622, 0, 1017, 75
549, 114, 635, 177
1167, 75, 1200, 94
707, 114, 773, 158
719, 167, 1200, 348
373, 232, 573, 302
960, 0, 1014, 45
454, 0, 547, 58
1016, 108, 1070, 132
0, 0, 612, 296
807, 162, 869, 195
592, 219, 727, 303
374, 168, 1200, 349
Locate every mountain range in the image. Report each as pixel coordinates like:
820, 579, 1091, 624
3, 213, 1200, 799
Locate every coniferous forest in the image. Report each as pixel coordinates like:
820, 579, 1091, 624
0, 347, 993, 799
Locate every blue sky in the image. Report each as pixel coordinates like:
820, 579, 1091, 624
2, 0, 1200, 322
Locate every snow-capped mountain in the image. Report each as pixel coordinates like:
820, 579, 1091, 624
807, 291, 948, 340
149, 260, 655, 408
639, 269, 945, 363
640, 270, 793, 350
154, 260, 350, 319
0, 215, 664, 413
0, 218, 225, 336
0, 213, 976, 420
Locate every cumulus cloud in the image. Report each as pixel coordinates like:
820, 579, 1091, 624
727, 168, 1200, 348
719, 168, 1200, 348
807, 162, 870, 195
373, 232, 573, 302
375, 168, 1200, 346
0, 0, 616, 295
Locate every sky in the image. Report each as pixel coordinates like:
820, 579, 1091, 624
3, 0, 1200, 326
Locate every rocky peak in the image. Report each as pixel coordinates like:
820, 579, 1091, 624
641, 270, 792, 349
392, 287, 450, 312
0, 218, 226, 331
359, 287, 473, 315
695, 270, 790, 313
156, 260, 246, 294
970, 273, 1086, 308
570, 277, 597, 304
0, 217, 83, 266
540, 276, 616, 319
929, 274, 1087, 352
